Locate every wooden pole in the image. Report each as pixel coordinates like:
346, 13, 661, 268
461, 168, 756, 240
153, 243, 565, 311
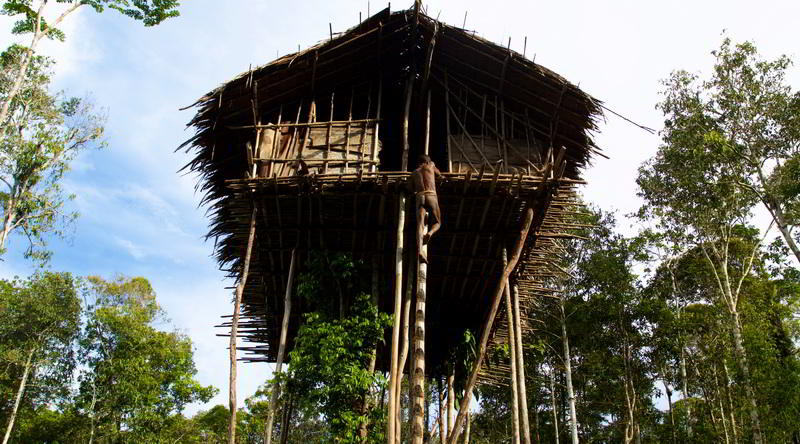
265, 248, 297, 444
512, 283, 532, 444
229, 207, 258, 444
504, 248, 521, 444
411, 220, 428, 444
401, 76, 413, 171
447, 369, 456, 435
396, 237, 414, 443
388, 195, 406, 444
424, 89, 431, 156
371, 78, 383, 173
447, 207, 534, 444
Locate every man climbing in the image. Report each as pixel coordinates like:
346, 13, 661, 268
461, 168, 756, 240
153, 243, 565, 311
409, 154, 443, 264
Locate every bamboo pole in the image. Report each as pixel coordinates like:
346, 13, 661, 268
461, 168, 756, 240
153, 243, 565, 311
388, 195, 406, 444
265, 248, 297, 444
447, 207, 534, 444
424, 89, 431, 156
371, 78, 383, 173
412, 221, 428, 444
504, 248, 521, 444
401, 76, 413, 171
229, 207, 258, 444
513, 283, 532, 444
447, 370, 456, 435
396, 238, 414, 443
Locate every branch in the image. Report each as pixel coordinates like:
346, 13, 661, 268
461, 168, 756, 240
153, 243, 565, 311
732, 220, 773, 306
700, 243, 732, 312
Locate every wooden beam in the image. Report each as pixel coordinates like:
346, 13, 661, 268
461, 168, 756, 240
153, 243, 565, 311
229, 206, 258, 444
447, 206, 534, 444
412, 221, 429, 444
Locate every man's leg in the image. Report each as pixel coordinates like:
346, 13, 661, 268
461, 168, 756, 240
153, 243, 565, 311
417, 198, 429, 264
423, 195, 441, 243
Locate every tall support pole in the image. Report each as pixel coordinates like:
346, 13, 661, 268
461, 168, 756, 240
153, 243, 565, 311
388, 195, 406, 444
411, 222, 428, 444
401, 77, 413, 171
512, 283, 532, 444
396, 242, 414, 443
447, 369, 455, 436
229, 207, 258, 444
504, 248, 521, 444
448, 207, 534, 444
265, 248, 297, 444
424, 89, 431, 156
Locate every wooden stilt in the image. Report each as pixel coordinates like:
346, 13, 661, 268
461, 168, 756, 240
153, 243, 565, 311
504, 248, 521, 444
412, 222, 428, 444
388, 195, 406, 444
512, 283, 532, 444
401, 76, 413, 171
265, 248, 297, 444
424, 89, 431, 156
396, 238, 414, 443
447, 369, 455, 436
447, 207, 534, 444
229, 207, 258, 444
438, 378, 446, 444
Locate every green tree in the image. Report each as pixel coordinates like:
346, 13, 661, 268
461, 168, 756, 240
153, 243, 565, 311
637, 38, 780, 441
0, 272, 81, 444
76, 275, 216, 443
0, 0, 180, 131
651, 36, 800, 263
0, 44, 105, 261
282, 253, 391, 444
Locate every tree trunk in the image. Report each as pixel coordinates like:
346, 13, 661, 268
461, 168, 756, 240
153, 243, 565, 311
88, 378, 98, 444
2, 347, 34, 444
662, 377, 675, 444
722, 361, 739, 444
730, 309, 763, 444
0, 203, 16, 253
756, 168, 800, 264
680, 347, 692, 439
464, 409, 471, 444
558, 298, 578, 444
549, 368, 560, 444
228, 208, 258, 444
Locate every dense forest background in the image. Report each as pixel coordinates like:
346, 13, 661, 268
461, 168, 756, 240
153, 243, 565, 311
1, 1, 799, 443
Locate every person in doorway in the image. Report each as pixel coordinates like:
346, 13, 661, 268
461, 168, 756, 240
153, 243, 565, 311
409, 154, 443, 264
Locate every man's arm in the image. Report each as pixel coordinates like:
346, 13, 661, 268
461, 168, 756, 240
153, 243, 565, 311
433, 163, 445, 180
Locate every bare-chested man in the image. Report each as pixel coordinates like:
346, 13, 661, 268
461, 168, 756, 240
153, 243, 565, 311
409, 154, 443, 264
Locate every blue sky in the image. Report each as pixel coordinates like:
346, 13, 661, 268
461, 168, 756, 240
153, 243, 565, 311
1, 0, 799, 415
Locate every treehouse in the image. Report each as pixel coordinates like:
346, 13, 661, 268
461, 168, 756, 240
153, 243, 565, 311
181, 3, 601, 442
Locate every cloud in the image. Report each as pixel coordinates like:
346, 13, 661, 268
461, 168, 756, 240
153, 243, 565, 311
114, 237, 147, 261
